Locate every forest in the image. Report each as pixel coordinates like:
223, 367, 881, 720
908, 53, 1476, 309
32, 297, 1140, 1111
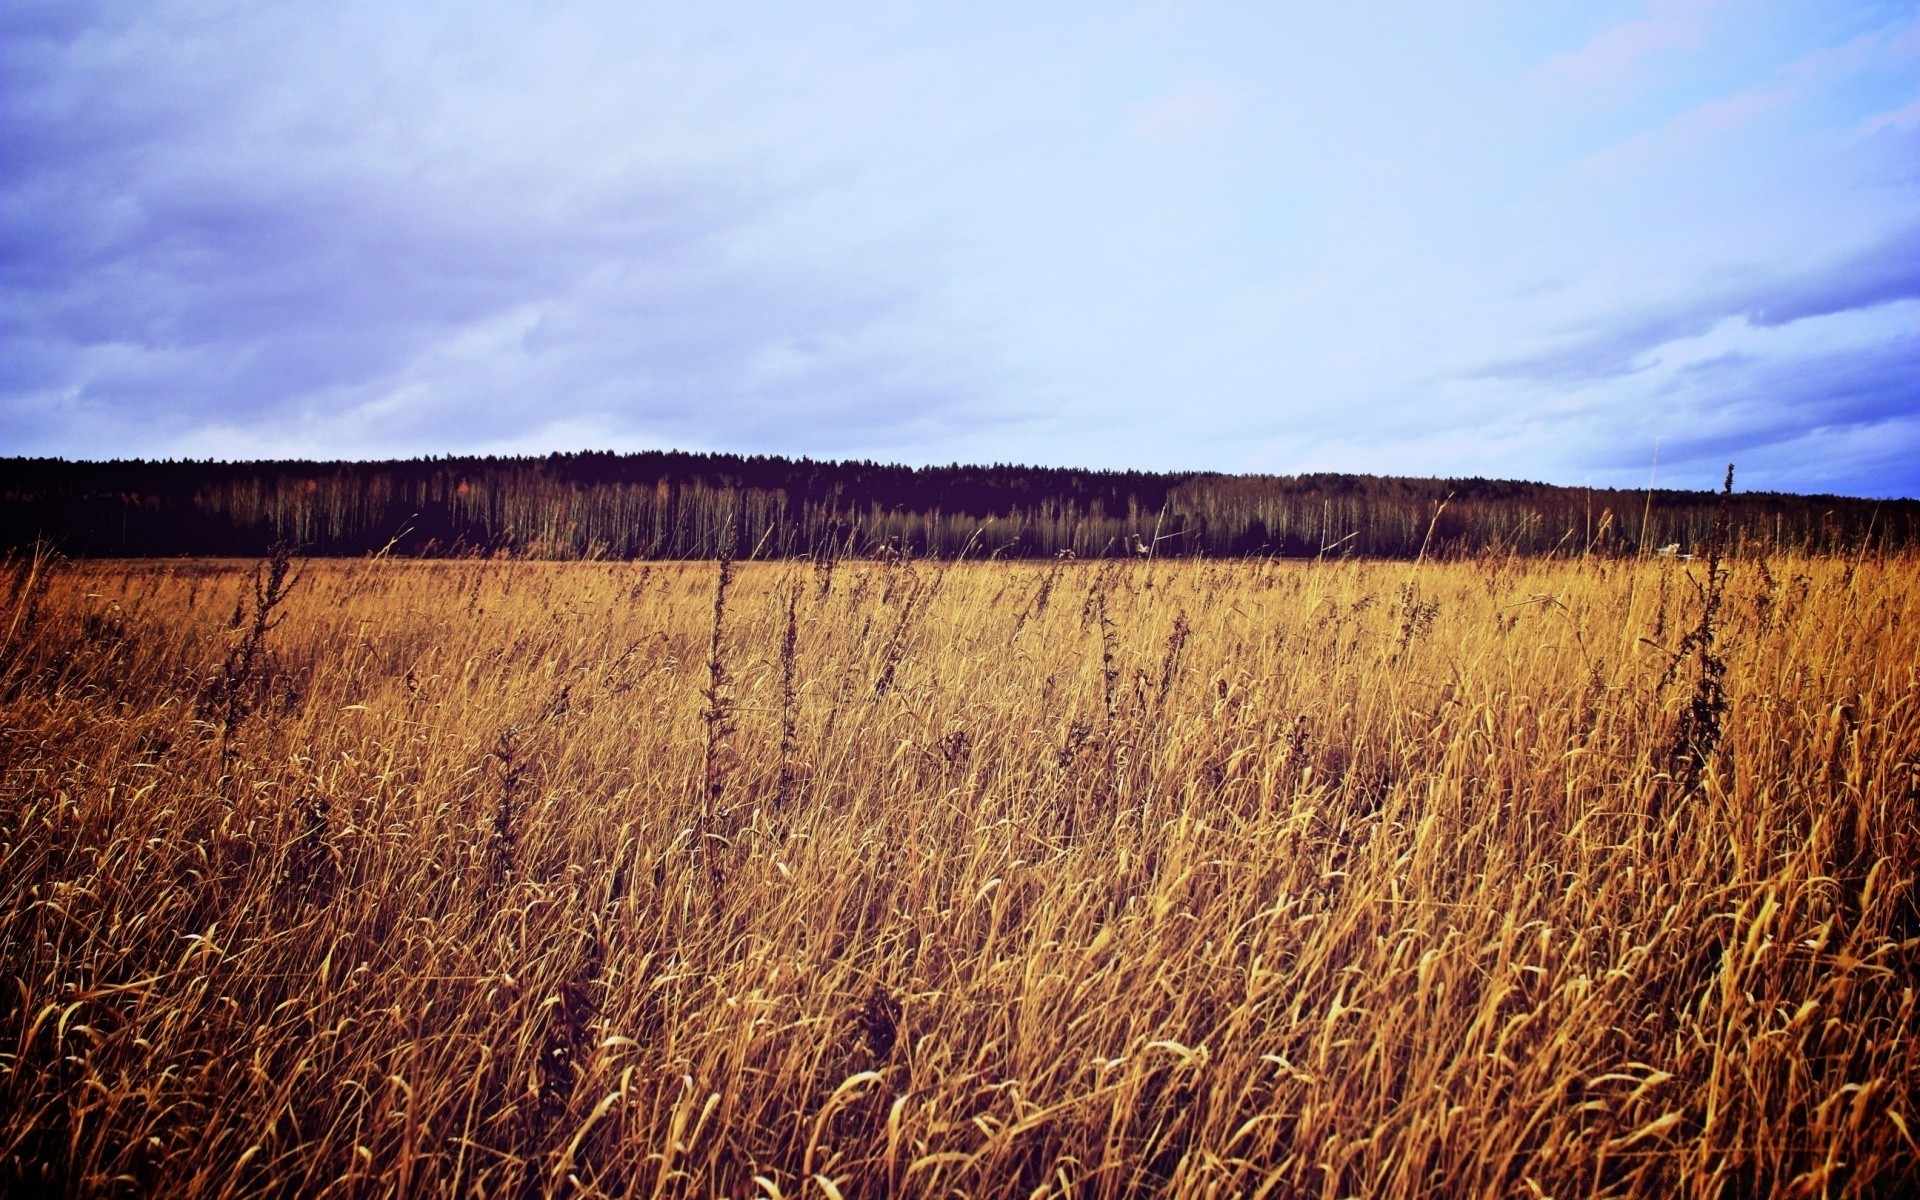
3, 451, 1913, 559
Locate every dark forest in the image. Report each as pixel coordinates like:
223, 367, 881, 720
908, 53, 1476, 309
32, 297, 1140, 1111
3, 452, 1912, 560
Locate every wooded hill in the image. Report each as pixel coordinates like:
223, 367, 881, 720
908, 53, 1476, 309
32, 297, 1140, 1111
2, 452, 1912, 559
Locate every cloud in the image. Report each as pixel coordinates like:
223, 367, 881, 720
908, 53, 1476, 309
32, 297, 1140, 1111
1, 2, 1915, 497
1650, 335, 1918, 456
1453, 305, 1920, 496
1575, 81, 1797, 175
1857, 92, 1920, 139
0, 1, 1008, 460
1532, 0, 1723, 93
1612, 335, 1920, 496
1127, 86, 1236, 144
1474, 227, 1920, 383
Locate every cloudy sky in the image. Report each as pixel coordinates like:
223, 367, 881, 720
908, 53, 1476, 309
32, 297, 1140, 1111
3, 1, 1916, 495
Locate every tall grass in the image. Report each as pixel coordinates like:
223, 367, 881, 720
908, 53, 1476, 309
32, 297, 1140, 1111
2, 553, 1915, 1197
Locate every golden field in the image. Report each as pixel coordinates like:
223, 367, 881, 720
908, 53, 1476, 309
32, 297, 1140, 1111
2, 551, 1915, 1198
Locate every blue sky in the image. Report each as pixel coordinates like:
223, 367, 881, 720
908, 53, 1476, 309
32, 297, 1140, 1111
3, 1, 1916, 495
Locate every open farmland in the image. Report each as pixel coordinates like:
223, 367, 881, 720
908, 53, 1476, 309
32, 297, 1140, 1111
2, 552, 1916, 1197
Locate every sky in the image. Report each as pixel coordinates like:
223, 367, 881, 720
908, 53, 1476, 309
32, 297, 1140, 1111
2, 1, 1917, 496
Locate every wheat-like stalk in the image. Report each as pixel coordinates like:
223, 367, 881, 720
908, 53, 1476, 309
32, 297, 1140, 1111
1, 553, 1914, 1197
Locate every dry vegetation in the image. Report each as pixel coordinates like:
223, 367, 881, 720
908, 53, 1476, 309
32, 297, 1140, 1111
2, 548, 1915, 1197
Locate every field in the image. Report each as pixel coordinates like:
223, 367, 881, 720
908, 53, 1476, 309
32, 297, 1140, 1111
2, 551, 1915, 1197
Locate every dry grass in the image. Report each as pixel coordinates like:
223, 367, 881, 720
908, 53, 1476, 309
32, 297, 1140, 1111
2, 552, 1915, 1198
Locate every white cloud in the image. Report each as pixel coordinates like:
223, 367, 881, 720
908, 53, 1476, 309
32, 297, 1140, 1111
1127, 85, 1236, 144
1856, 92, 1920, 138
1532, 0, 1725, 93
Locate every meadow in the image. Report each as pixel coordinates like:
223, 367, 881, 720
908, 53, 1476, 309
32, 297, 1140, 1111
2, 549, 1914, 1197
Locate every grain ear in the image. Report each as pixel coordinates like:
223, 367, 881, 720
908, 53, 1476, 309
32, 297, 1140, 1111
4, 547, 1912, 1197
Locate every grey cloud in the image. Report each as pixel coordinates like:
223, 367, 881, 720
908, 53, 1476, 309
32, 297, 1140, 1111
0, 3, 1000, 458
1474, 226, 1920, 383
1582, 333, 1920, 495
1747, 235, 1920, 327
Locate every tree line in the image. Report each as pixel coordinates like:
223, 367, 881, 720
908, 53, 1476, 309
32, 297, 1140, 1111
2, 451, 1912, 560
